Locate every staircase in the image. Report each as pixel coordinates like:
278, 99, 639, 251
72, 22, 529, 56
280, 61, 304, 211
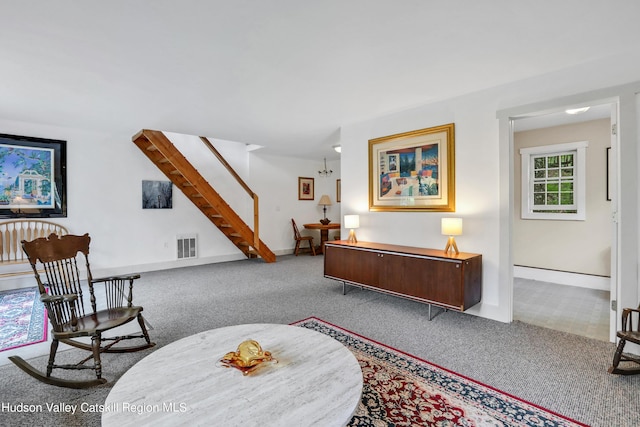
132, 129, 276, 263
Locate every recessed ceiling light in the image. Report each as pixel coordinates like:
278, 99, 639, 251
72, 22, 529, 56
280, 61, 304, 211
565, 107, 590, 115
333, 145, 341, 153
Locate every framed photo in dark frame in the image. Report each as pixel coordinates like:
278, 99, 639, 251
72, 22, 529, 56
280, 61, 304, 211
0, 133, 67, 218
142, 180, 173, 209
298, 177, 314, 200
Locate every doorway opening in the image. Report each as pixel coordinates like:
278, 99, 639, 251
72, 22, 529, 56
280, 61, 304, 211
510, 102, 616, 342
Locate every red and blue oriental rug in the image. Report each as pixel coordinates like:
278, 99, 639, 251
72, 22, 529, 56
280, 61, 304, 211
0, 287, 47, 352
292, 317, 588, 427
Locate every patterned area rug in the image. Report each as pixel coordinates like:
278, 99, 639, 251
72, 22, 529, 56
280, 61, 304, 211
292, 317, 588, 427
0, 287, 47, 352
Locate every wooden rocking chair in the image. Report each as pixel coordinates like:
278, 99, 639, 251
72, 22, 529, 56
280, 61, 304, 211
609, 304, 640, 375
9, 233, 155, 388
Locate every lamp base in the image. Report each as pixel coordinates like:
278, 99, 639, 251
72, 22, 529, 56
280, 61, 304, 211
347, 229, 358, 244
443, 236, 459, 255
319, 218, 331, 225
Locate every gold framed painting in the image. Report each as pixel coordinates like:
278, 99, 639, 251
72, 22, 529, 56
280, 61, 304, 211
369, 123, 455, 212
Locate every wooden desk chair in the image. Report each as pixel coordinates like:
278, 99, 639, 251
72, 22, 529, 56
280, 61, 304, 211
9, 233, 155, 388
609, 304, 640, 375
291, 219, 316, 256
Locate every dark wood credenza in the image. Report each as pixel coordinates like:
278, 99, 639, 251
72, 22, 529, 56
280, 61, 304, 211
324, 241, 482, 317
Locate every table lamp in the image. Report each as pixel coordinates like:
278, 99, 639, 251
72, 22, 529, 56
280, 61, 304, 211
318, 195, 332, 225
441, 217, 462, 255
344, 215, 360, 244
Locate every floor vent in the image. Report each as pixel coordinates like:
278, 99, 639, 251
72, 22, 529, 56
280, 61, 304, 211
177, 234, 197, 259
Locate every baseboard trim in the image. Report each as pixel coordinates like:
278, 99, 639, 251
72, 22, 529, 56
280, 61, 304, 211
514, 266, 610, 291
92, 253, 253, 278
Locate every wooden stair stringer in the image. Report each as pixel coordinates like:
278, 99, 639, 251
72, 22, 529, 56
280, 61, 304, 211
132, 129, 275, 263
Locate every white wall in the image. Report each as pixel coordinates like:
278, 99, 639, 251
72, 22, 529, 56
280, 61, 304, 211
339, 52, 640, 323
0, 120, 340, 291
340, 93, 502, 320
249, 152, 341, 249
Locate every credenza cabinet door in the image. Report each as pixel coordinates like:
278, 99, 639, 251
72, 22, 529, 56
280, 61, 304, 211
325, 245, 380, 287
381, 255, 463, 308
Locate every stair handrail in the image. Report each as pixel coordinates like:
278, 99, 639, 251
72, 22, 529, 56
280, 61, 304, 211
199, 136, 259, 250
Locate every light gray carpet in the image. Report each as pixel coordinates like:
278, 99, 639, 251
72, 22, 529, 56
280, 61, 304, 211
1, 254, 638, 426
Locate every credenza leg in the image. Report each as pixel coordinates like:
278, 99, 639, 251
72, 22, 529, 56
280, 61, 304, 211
428, 305, 446, 321
341, 283, 360, 295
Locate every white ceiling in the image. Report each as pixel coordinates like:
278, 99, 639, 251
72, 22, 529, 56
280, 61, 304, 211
514, 104, 613, 132
2, 1, 639, 160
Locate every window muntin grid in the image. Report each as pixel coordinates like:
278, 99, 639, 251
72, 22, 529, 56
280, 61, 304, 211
520, 140, 587, 221
531, 151, 576, 212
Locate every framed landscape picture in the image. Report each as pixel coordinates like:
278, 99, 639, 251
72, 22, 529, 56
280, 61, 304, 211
298, 177, 314, 200
369, 123, 455, 212
142, 180, 173, 209
0, 133, 67, 218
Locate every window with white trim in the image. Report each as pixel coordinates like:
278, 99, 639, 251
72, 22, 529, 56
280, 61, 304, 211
520, 141, 588, 220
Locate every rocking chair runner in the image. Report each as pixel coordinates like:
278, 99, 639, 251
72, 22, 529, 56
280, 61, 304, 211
609, 304, 640, 375
9, 233, 155, 388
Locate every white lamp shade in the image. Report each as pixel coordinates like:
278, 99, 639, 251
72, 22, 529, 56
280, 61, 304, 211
318, 195, 332, 206
344, 215, 360, 229
441, 218, 462, 236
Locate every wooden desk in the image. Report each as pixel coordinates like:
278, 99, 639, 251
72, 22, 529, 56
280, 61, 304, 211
303, 223, 340, 254
102, 323, 362, 426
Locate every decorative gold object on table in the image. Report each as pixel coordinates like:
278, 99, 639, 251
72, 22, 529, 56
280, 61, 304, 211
219, 339, 276, 375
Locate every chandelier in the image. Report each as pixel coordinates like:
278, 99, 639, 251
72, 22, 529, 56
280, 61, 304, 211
318, 158, 332, 177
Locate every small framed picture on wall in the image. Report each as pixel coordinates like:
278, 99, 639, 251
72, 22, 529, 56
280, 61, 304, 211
142, 180, 173, 209
298, 177, 314, 200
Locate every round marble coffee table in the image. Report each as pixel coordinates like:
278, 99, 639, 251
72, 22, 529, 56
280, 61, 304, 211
102, 323, 363, 427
